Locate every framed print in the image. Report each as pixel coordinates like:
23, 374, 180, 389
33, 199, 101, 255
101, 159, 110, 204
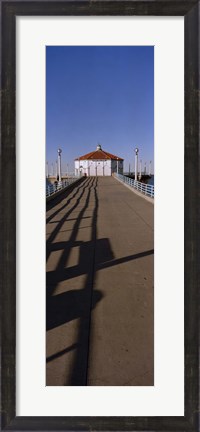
1, 1, 199, 431
45, 45, 154, 388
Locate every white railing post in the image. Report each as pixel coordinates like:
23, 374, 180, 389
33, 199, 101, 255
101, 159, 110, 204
57, 148, 62, 182
134, 147, 139, 181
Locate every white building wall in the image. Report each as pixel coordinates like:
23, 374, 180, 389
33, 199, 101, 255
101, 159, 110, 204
74, 160, 79, 176
75, 159, 113, 176
75, 159, 123, 176
88, 161, 96, 176
103, 160, 111, 176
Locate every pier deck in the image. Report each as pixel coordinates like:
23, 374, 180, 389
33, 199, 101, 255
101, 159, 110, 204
46, 176, 154, 386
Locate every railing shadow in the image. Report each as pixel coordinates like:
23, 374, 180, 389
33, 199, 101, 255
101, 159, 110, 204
46, 176, 154, 386
46, 177, 114, 385
46, 177, 93, 261
46, 176, 88, 224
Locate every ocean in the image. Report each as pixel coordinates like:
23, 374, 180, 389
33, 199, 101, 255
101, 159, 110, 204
147, 175, 154, 186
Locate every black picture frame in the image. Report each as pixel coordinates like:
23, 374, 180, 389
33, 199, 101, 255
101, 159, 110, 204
1, 1, 199, 431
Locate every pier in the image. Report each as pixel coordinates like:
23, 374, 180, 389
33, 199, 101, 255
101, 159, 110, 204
46, 176, 154, 386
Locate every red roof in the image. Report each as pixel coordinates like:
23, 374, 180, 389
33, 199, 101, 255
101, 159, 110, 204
75, 146, 123, 161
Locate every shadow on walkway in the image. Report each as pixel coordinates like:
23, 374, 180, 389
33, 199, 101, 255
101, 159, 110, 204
46, 177, 154, 385
47, 178, 110, 384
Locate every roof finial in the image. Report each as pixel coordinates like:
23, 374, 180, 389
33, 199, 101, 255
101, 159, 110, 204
97, 143, 101, 151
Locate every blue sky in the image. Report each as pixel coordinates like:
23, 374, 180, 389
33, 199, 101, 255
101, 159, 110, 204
46, 46, 154, 174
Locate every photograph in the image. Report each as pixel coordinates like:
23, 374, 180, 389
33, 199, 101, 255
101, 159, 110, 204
46, 46, 154, 386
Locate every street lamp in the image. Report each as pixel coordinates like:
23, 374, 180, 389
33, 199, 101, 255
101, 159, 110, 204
134, 147, 139, 181
117, 158, 119, 174
149, 161, 152, 176
57, 148, 62, 181
139, 159, 142, 180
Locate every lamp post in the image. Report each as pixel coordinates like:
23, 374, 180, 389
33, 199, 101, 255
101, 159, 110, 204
46, 162, 49, 178
134, 147, 139, 181
117, 158, 119, 174
149, 161, 152, 176
139, 159, 142, 179
55, 160, 58, 179
57, 148, 62, 181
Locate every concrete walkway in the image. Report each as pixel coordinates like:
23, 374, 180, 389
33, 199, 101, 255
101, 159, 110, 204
46, 176, 154, 386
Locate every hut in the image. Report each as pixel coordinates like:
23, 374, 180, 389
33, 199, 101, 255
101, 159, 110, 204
75, 144, 123, 176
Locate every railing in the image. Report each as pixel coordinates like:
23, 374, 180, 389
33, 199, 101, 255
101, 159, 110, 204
46, 177, 78, 197
114, 173, 154, 198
